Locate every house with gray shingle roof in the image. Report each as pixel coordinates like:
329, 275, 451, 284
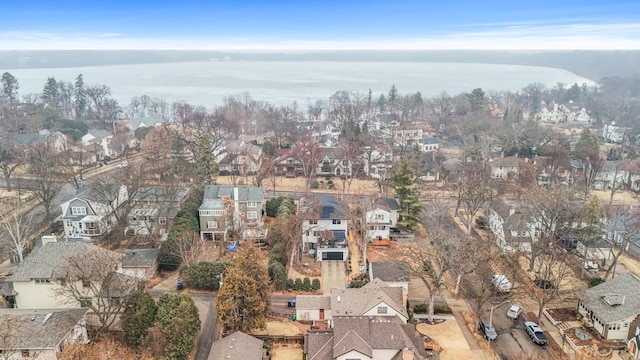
368, 262, 410, 299
207, 331, 265, 360
363, 197, 400, 241
129, 112, 165, 131
120, 249, 159, 280
304, 316, 425, 360
127, 185, 191, 237
488, 198, 540, 253
60, 184, 128, 238
217, 140, 264, 176
576, 273, 640, 340
300, 195, 351, 261
296, 278, 408, 328
4, 238, 135, 310
198, 185, 265, 241
0, 308, 89, 359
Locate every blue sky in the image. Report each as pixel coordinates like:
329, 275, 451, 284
2, 0, 640, 49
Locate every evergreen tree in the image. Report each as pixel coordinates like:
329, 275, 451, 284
467, 88, 486, 111
156, 293, 200, 360
1, 72, 19, 104
574, 128, 600, 162
195, 134, 218, 186
121, 291, 158, 348
233, 246, 271, 307
579, 196, 605, 247
42, 77, 60, 108
393, 159, 423, 231
216, 266, 267, 332
74, 74, 86, 119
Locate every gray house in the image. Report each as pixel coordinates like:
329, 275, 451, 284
198, 185, 265, 241
207, 331, 265, 360
60, 185, 128, 238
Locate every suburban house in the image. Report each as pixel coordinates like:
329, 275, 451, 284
488, 198, 540, 253
593, 161, 628, 190
393, 123, 434, 146
207, 331, 266, 360
418, 137, 440, 152
217, 140, 263, 176
440, 158, 485, 184
126, 185, 191, 237
622, 159, 640, 192
304, 316, 426, 360
273, 149, 304, 178
576, 273, 640, 340
316, 147, 353, 178
13, 129, 68, 153
368, 262, 410, 301
0, 308, 89, 359
120, 249, 159, 281
2, 236, 136, 310
60, 185, 128, 238
603, 123, 631, 144
363, 197, 400, 241
489, 156, 524, 180
605, 209, 640, 260
300, 195, 351, 261
198, 185, 265, 241
296, 278, 408, 328
575, 237, 613, 261
538, 103, 590, 124
129, 112, 166, 131
81, 129, 114, 158
362, 146, 394, 180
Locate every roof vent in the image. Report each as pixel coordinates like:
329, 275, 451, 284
31, 315, 36, 321
337, 296, 341, 302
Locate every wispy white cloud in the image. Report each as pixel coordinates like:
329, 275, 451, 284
1, 22, 640, 50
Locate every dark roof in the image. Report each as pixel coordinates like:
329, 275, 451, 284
300, 194, 351, 221
576, 273, 640, 324
419, 137, 440, 145
208, 331, 265, 360
133, 186, 191, 203
374, 197, 401, 211
369, 263, 410, 283
121, 249, 159, 268
0, 308, 87, 350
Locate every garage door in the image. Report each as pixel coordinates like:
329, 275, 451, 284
322, 252, 345, 261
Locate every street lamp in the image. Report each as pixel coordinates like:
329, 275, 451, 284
489, 300, 511, 327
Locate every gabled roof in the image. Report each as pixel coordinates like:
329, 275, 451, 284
121, 249, 159, 268
419, 137, 440, 145
202, 185, 264, 203
6, 241, 125, 282
208, 331, 264, 360
133, 186, 191, 203
88, 129, 113, 139
331, 278, 407, 319
0, 308, 87, 351
296, 295, 331, 310
490, 156, 522, 168
576, 273, 640, 324
130, 112, 165, 130
370, 262, 410, 283
373, 197, 401, 212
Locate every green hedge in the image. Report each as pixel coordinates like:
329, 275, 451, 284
179, 262, 230, 291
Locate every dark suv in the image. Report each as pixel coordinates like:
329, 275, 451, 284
524, 321, 548, 346
479, 318, 497, 341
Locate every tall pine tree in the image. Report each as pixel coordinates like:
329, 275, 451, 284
393, 159, 423, 231
195, 134, 218, 186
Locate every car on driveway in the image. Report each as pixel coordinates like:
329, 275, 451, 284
524, 321, 548, 346
118, 161, 129, 168
507, 305, 522, 320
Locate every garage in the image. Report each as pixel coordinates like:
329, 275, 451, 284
322, 251, 345, 261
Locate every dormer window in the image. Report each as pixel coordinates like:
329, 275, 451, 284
71, 207, 87, 215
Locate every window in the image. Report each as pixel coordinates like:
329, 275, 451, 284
158, 217, 167, 225
375, 214, 385, 221
79, 297, 92, 308
333, 219, 341, 225
34, 279, 50, 284
82, 279, 91, 288
247, 211, 258, 220
247, 201, 257, 208
71, 207, 87, 215
109, 298, 122, 307
207, 221, 218, 229
22, 350, 30, 358
377, 306, 388, 314
309, 219, 318, 225
200, 210, 224, 216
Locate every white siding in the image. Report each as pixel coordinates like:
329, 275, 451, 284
336, 350, 372, 360
13, 280, 85, 309
362, 301, 407, 324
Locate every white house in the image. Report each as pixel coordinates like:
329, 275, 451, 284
363, 197, 400, 241
418, 137, 440, 152
594, 161, 628, 190
81, 130, 114, 157
60, 185, 128, 238
296, 278, 408, 328
489, 156, 524, 180
603, 123, 630, 144
368, 262, 410, 302
300, 195, 351, 261
120, 249, 159, 281
488, 198, 540, 253
0, 308, 89, 360
577, 273, 640, 340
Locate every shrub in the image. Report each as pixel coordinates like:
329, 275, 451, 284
413, 303, 428, 314
590, 277, 605, 287
348, 279, 368, 288
179, 262, 230, 291
302, 277, 312, 291
286, 278, 295, 290
268, 261, 287, 291
311, 180, 319, 189
121, 291, 158, 347
294, 278, 303, 290
311, 278, 321, 291
434, 304, 453, 314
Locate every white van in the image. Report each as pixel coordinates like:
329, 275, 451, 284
492, 274, 511, 293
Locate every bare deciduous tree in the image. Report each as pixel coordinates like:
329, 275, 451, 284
0, 203, 34, 262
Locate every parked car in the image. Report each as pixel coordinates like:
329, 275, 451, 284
583, 261, 599, 271
492, 274, 511, 293
118, 161, 129, 168
507, 305, 522, 320
524, 321, 548, 346
479, 318, 498, 341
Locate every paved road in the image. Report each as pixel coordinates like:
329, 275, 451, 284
194, 302, 218, 360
